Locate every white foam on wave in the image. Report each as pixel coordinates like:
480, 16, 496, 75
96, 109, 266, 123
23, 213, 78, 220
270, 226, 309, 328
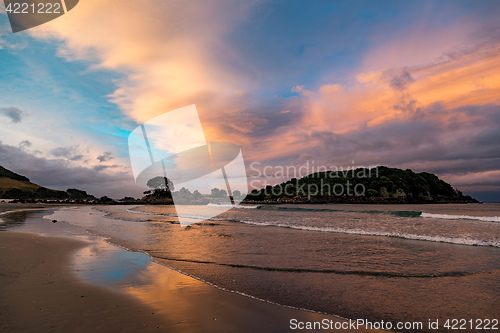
123, 207, 499, 247
0, 211, 11, 224
125, 209, 225, 222
126, 203, 259, 217
125, 209, 164, 216
176, 213, 216, 221
207, 203, 259, 209
239, 220, 500, 248
421, 212, 500, 223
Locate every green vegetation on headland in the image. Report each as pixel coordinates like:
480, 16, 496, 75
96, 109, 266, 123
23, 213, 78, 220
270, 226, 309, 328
0, 165, 30, 182
244, 166, 479, 204
0, 165, 96, 202
141, 176, 243, 205
0, 165, 478, 204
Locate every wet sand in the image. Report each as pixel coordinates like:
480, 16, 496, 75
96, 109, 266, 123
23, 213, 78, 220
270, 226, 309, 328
0, 212, 383, 332
0, 202, 67, 214
0, 232, 173, 332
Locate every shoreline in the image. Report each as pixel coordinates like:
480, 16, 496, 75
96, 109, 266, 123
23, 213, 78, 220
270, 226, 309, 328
0, 207, 384, 332
0, 202, 70, 216
241, 198, 481, 205
2, 196, 483, 207
0, 232, 172, 332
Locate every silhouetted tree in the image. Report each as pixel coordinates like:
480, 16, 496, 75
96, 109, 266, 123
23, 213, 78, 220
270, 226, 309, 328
147, 177, 174, 192
193, 190, 203, 200
99, 196, 114, 203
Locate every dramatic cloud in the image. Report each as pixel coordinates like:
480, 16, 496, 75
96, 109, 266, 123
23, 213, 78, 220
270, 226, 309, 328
247, 100, 500, 199
50, 146, 77, 158
69, 155, 84, 161
12, 1, 500, 200
18, 140, 31, 149
0, 106, 26, 123
97, 152, 113, 163
0, 141, 141, 198
30, 0, 260, 124
387, 69, 414, 91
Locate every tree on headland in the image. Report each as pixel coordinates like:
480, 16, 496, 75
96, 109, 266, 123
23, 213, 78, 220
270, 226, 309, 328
67, 188, 95, 200
178, 187, 192, 197
119, 196, 137, 202
99, 196, 114, 203
145, 176, 174, 200
193, 190, 203, 200
147, 176, 175, 192
211, 188, 228, 198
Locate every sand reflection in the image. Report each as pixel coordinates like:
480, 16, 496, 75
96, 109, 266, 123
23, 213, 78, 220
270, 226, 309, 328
73, 236, 379, 332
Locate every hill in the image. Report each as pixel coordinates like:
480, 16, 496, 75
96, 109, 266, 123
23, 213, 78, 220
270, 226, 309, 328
0, 165, 95, 200
0, 165, 30, 182
244, 166, 479, 204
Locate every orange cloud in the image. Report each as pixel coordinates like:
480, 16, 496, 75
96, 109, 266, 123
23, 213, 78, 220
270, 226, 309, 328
30, 0, 260, 126
26, 2, 500, 170
299, 42, 500, 137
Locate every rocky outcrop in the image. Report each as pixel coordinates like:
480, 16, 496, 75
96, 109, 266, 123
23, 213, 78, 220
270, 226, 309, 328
244, 166, 479, 204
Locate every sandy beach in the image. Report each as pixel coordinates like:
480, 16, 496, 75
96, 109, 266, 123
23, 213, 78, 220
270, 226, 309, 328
0, 232, 172, 332
0, 202, 67, 214
0, 206, 383, 332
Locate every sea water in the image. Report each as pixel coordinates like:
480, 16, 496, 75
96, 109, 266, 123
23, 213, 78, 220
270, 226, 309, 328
2, 203, 499, 332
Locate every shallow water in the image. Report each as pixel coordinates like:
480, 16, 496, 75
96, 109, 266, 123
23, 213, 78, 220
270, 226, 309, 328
2, 204, 499, 332
21, 203, 497, 332
1, 209, 370, 332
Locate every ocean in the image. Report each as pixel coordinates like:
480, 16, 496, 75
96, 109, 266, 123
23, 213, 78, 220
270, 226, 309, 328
2, 203, 499, 332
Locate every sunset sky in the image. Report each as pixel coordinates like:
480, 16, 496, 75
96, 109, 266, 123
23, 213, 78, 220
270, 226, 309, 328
0, 0, 499, 201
